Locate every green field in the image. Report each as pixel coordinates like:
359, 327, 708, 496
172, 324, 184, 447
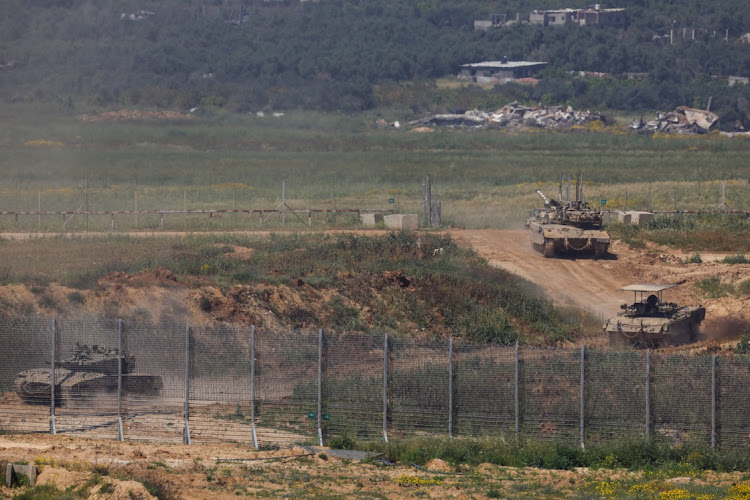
1, 103, 749, 231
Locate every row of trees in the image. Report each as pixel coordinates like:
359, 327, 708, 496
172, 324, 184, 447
1, 0, 749, 127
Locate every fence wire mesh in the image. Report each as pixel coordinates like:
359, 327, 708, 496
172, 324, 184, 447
0, 317, 52, 433
389, 337, 450, 437
453, 345, 515, 437
717, 358, 750, 449
323, 332, 384, 441
3, 317, 750, 450
253, 330, 318, 445
651, 353, 712, 444
586, 350, 646, 441
519, 347, 580, 443
121, 321, 186, 442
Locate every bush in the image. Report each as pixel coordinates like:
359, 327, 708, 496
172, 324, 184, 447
686, 252, 703, 264
364, 436, 750, 472
722, 254, 750, 264
694, 277, 735, 298
329, 435, 356, 450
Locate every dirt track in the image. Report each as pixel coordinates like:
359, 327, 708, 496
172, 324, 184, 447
449, 229, 627, 318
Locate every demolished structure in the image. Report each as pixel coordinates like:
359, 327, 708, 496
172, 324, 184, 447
408, 103, 608, 131
629, 106, 719, 134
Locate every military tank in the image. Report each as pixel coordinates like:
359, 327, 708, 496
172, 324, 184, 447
525, 187, 609, 258
15, 343, 163, 405
604, 284, 706, 348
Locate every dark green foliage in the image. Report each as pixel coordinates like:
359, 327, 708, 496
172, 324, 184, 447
364, 436, 750, 471
722, 254, 750, 264
694, 277, 735, 298
10, 484, 68, 500
609, 214, 750, 252
2, 0, 750, 126
329, 435, 356, 450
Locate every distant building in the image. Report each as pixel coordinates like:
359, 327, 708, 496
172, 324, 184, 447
529, 9, 577, 27
728, 76, 749, 87
474, 13, 521, 30
530, 5, 626, 28
459, 60, 548, 82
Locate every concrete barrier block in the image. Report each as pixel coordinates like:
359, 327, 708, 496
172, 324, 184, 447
626, 211, 654, 225
616, 211, 631, 224
360, 213, 383, 227
384, 214, 419, 230
6, 463, 38, 487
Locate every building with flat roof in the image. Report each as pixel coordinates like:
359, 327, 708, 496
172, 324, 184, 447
530, 6, 626, 28
459, 60, 548, 82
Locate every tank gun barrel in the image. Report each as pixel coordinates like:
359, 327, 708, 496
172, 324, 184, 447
536, 189, 561, 208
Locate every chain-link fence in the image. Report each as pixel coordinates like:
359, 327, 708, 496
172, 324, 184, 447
1, 317, 749, 450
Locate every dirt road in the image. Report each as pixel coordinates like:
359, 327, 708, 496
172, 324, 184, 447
449, 229, 627, 318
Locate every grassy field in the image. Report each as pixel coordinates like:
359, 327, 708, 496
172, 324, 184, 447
1, 103, 749, 231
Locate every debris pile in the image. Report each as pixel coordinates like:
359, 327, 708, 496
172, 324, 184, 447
408, 103, 607, 130
629, 106, 718, 134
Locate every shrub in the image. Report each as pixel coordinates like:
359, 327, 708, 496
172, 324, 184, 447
694, 277, 735, 298
329, 435, 356, 450
686, 252, 703, 264
722, 254, 750, 264
738, 279, 750, 296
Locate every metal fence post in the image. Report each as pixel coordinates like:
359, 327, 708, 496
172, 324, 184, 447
515, 340, 520, 440
184, 321, 191, 445
50, 317, 56, 435
448, 336, 454, 438
250, 325, 258, 449
645, 349, 651, 440
383, 331, 389, 443
580, 345, 585, 450
117, 319, 124, 442
317, 328, 323, 447
711, 353, 716, 449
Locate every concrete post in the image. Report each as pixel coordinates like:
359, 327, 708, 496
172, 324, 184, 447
184, 321, 191, 444
645, 349, 651, 440
383, 332, 389, 443
317, 328, 323, 447
515, 340, 520, 440
117, 319, 124, 442
580, 345, 585, 449
448, 336, 454, 438
250, 325, 258, 449
50, 317, 56, 435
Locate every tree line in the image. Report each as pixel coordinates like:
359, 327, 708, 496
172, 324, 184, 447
1, 0, 749, 128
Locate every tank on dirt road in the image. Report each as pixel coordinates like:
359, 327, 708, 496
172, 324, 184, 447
604, 284, 706, 348
14, 343, 162, 405
525, 188, 609, 258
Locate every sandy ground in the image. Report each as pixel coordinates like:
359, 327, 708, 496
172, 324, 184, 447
2, 434, 746, 499
449, 229, 627, 318
449, 229, 750, 350
2, 229, 750, 498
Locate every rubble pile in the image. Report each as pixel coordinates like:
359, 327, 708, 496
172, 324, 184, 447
408, 102, 608, 130
629, 106, 718, 134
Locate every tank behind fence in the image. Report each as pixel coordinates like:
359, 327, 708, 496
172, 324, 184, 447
0, 317, 748, 450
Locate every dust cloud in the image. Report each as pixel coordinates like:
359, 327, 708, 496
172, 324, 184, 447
699, 318, 750, 342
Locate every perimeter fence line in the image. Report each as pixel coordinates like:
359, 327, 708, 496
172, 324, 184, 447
1, 317, 749, 449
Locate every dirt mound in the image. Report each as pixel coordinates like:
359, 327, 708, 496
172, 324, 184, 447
76, 110, 194, 122
425, 458, 452, 472
99, 267, 179, 287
